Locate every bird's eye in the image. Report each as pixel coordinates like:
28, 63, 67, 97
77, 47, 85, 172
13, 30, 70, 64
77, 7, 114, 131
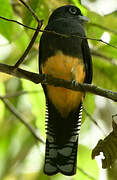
69, 7, 77, 15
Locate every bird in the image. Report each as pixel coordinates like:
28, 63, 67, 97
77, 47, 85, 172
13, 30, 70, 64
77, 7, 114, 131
39, 5, 93, 176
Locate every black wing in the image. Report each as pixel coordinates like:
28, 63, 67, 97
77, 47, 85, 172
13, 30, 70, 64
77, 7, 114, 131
81, 39, 93, 84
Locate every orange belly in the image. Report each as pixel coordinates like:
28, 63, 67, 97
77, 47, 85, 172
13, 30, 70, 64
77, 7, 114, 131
41, 51, 85, 117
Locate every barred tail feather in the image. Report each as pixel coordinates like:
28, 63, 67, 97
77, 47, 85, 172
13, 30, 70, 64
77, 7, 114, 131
44, 98, 82, 176
44, 140, 58, 175
44, 138, 78, 175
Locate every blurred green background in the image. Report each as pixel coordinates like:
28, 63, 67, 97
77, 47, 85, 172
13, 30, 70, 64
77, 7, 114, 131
0, 0, 117, 179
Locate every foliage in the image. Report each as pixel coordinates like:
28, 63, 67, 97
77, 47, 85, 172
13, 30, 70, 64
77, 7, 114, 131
0, 0, 117, 180
92, 118, 117, 169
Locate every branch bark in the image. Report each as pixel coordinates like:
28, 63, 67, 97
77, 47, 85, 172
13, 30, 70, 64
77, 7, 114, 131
0, 63, 117, 102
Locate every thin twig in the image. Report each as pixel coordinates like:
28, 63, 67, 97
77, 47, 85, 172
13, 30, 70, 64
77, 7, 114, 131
87, 37, 117, 49
0, 63, 117, 102
0, 96, 45, 143
83, 106, 106, 136
1, 15, 117, 50
18, 0, 41, 23
1, 16, 117, 49
14, 23, 42, 68
3, 90, 40, 99
0, 16, 36, 30
78, 167, 97, 180
39, 29, 117, 49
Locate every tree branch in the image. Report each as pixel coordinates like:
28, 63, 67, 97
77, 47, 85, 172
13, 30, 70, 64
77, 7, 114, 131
83, 106, 106, 135
0, 16, 36, 30
3, 90, 40, 99
0, 63, 40, 82
0, 63, 117, 101
77, 167, 97, 180
0, 95, 45, 143
18, 0, 41, 23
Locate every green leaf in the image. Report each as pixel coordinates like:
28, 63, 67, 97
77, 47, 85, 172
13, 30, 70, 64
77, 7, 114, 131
0, 0, 13, 41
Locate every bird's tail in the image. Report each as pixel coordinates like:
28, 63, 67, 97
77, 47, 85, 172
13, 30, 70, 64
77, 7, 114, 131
44, 98, 82, 176
44, 137, 78, 176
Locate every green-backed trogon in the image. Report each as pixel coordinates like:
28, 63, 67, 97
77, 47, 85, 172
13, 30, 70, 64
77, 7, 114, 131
39, 5, 93, 176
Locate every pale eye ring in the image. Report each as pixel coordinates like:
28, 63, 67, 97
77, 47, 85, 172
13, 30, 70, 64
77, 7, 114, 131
69, 7, 77, 15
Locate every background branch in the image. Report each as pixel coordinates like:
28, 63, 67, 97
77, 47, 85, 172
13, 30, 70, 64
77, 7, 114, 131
83, 106, 106, 135
14, 23, 42, 68
0, 95, 45, 143
89, 22, 117, 35
91, 50, 117, 66
18, 0, 41, 23
3, 90, 40, 99
78, 167, 97, 180
0, 16, 36, 30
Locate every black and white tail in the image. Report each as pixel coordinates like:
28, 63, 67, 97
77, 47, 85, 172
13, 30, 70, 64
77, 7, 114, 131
44, 98, 82, 176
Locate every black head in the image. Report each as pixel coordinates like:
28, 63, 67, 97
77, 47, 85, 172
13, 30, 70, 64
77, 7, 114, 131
48, 5, 88, 24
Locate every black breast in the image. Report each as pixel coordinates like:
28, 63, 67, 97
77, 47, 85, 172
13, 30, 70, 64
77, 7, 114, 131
39, 18, 86, 64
